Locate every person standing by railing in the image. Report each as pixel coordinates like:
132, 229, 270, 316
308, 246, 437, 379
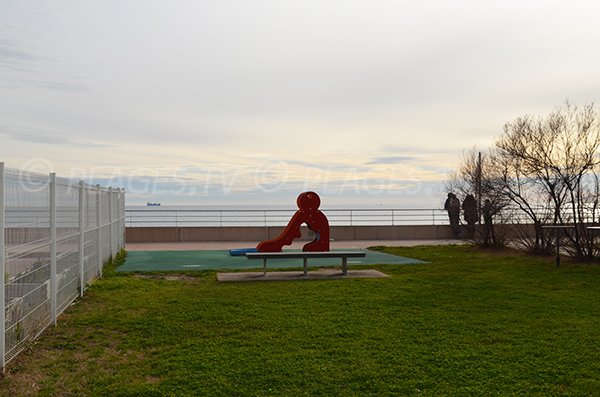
462, 194, 478, 238
444, 192, 461, 237
482, 199, 496, 246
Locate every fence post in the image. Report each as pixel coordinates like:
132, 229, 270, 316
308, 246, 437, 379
120, 189, 125, 249
78, 181, 85, 296
96, 184, 102, 278
123, 190, 126, 247
0, 163, 6, 372
108, 187, 113, 257
116, 189, 121, 248
49, 173, 57, 326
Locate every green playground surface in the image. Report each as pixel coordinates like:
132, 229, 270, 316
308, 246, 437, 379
117, 248, 425, 272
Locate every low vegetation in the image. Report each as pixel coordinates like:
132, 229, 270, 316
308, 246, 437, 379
2, 245, 600, 396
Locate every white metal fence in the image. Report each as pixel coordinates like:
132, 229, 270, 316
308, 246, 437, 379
0, 163, 125, 372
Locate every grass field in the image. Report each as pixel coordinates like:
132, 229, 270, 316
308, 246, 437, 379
2, 245, 600, 396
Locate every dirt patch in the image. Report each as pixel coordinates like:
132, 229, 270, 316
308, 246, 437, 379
0, 332, 162, 396
133, 274, 198, 281
1, 347, 48, 396
217, 268, 390, 282
474, 246, 524, 256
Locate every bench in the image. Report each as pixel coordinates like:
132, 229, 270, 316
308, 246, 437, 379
245, 251, 367, 276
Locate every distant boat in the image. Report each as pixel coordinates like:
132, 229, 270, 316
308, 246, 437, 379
146, 202, 161, 206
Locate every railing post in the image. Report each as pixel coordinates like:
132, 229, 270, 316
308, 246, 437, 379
49, 173, 57, 326
96, 184, 102, 277
350, 210, 353, 226
108, 187, 113, 258
432, 209, 436, 226
0, 163, 6, 373
78, 181, 85, 296
392, 210, 395, 226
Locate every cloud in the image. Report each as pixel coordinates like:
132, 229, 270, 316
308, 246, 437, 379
366, 156, 418, 165
271, 158, 371, 173
0, 124, 114, 148
0, 44, 37, 72
0, 78, 86, 91
2, 1, 600, 209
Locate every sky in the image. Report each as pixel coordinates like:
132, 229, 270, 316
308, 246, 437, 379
1, 0, 600, 207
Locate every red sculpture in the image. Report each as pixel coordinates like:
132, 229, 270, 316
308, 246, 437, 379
257, 191, 330, 252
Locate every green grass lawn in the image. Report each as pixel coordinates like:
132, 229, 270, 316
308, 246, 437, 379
2, 245, 600, 396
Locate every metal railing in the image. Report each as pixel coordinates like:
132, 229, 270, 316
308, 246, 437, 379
125, 205, 597, 228
125, 207, 452, 227
0, 163, 126, 372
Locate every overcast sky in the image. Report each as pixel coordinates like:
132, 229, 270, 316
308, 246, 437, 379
1, 0, 600, 206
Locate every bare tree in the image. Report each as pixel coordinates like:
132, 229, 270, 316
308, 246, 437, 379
448, 102, 600, 259
490, 145, 554, 254
581, 167, 600, 259
497, 103, 600, 259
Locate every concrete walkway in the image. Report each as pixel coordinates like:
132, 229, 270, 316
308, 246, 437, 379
125, 239, 465, 251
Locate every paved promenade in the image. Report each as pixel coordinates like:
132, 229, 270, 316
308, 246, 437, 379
125, 239, 465, 251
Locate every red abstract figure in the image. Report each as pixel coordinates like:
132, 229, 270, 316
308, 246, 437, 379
257, 191, 330, 252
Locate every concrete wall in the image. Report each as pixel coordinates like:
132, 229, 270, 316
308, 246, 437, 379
126, 225, 455, 243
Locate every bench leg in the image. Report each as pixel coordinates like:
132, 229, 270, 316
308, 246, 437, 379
303, 257, 308, 275
263, 258, 267, 276
342, 257, 347, 275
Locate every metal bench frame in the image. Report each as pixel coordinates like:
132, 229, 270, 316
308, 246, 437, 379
245, 251, 367, 275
